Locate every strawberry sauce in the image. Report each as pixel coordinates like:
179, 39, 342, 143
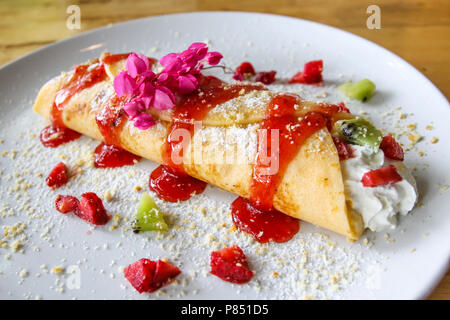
150, 76, 263, 202
40, 61, 107, 147
149, 165, 207, 202
94, 54, 156, 168
40, 125, 81, 148
94, 143, 141, 168
250, 94, 327, 210
231, 94, 327, 243
51, 63, 107, 128
163, 76, 263, 173
231, 197, 300, 243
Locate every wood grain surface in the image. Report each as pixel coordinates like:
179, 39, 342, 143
0, 0, 448, 299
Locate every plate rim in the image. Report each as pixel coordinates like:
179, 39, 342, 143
0, 10, 448, 300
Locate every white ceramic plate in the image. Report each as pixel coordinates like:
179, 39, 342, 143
0, 12, 449, 300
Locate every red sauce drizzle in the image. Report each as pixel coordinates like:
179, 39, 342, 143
149, 165, 207, 202
163, 76, 263, 172
40, 62, 107, 147
95, 95, 129, 147
93, 54, 157, 168
250, 94, 327, 209
149, 76, 263, 202
231, 197, 300, 243
51, 63, 107, 128
102, 53, 130, 65
94, 143, 141, 168
40, 125, 81, 148
231, 94, 328, 243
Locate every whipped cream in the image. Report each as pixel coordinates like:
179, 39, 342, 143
341, 145, 418, 232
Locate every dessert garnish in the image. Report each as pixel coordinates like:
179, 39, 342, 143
380, 134, 404, 161
233, 61, 256, 80
132, 193, 168, 233
124, 258, 181, 293
149, 165, 207, 202
94, 143, 141, 168
40, 125, 81, 148
113, 44, 223, 130
210, 245, 254, 284
339, 79, 376, 101
289, 60, 324, 84
55, 192, 110, 225
255, 70, 277, 84
231, 197, 300, 243
46, 162, 69, 189
332, 136, 355, 161
361, 165, 403, 187
55, 195, 79, 214
334, 118, 383, 152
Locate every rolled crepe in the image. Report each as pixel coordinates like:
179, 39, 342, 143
33, 53, 364, 239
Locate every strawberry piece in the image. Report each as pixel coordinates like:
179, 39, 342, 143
124, 258, 181, 294
236, 62, 256, 76
124, 258, 157, 293
233, 62, 256, 81
210, 245, 254, 284
255, 71, 276, 85
289, 60, 323, 84
338, 102, 350, 113
55, 195, 79, 214
76, 192, 110, 225
333, 136, 354, 161
46, 162, 69, 189
361, 165, 403, 187
149, 260, 182, 293
380, 134, 404, 161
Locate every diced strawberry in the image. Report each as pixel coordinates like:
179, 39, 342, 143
338, 102, 350, 113
149, 260, 182, 293
76, 192, 110, 225
233, 62, 256, 81
124, 258, 181, 294
124, 258, 156, 293
333, 136, 354, 161
236, 62, 256, 76
255, 71, 276, 85
232, 72, 244, 81
46, 162, 69, 189
361, 165, 403, 187
380, 134, 404, 161
289, 60, 323, 84
55, 195, 79, 214
210, 245, 254, 284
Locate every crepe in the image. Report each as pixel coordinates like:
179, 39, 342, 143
33, 53, 364, 239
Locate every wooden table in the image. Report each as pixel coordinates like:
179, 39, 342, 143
0, 0, 448, 299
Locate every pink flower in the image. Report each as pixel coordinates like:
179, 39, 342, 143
126, 53, 151, 78
112, 43, 224, 130
153, 87, 175, 110
114, 71, 136, 97
134, 113, 155, 130
206, 52, 223, 65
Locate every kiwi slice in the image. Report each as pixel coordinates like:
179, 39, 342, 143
334, 118, 382, 152
132, 193, 168, 233
339, 79, 376, 102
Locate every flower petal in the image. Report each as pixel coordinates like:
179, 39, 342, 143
206, 51, 223, 65
126, 53, 150, 78
123, 99, 145, 119
153, 88, 175, 110
133, 113, 155, 130
160, 53, 183, 73
113, 71, 136, 97
177, 75, 197, 95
